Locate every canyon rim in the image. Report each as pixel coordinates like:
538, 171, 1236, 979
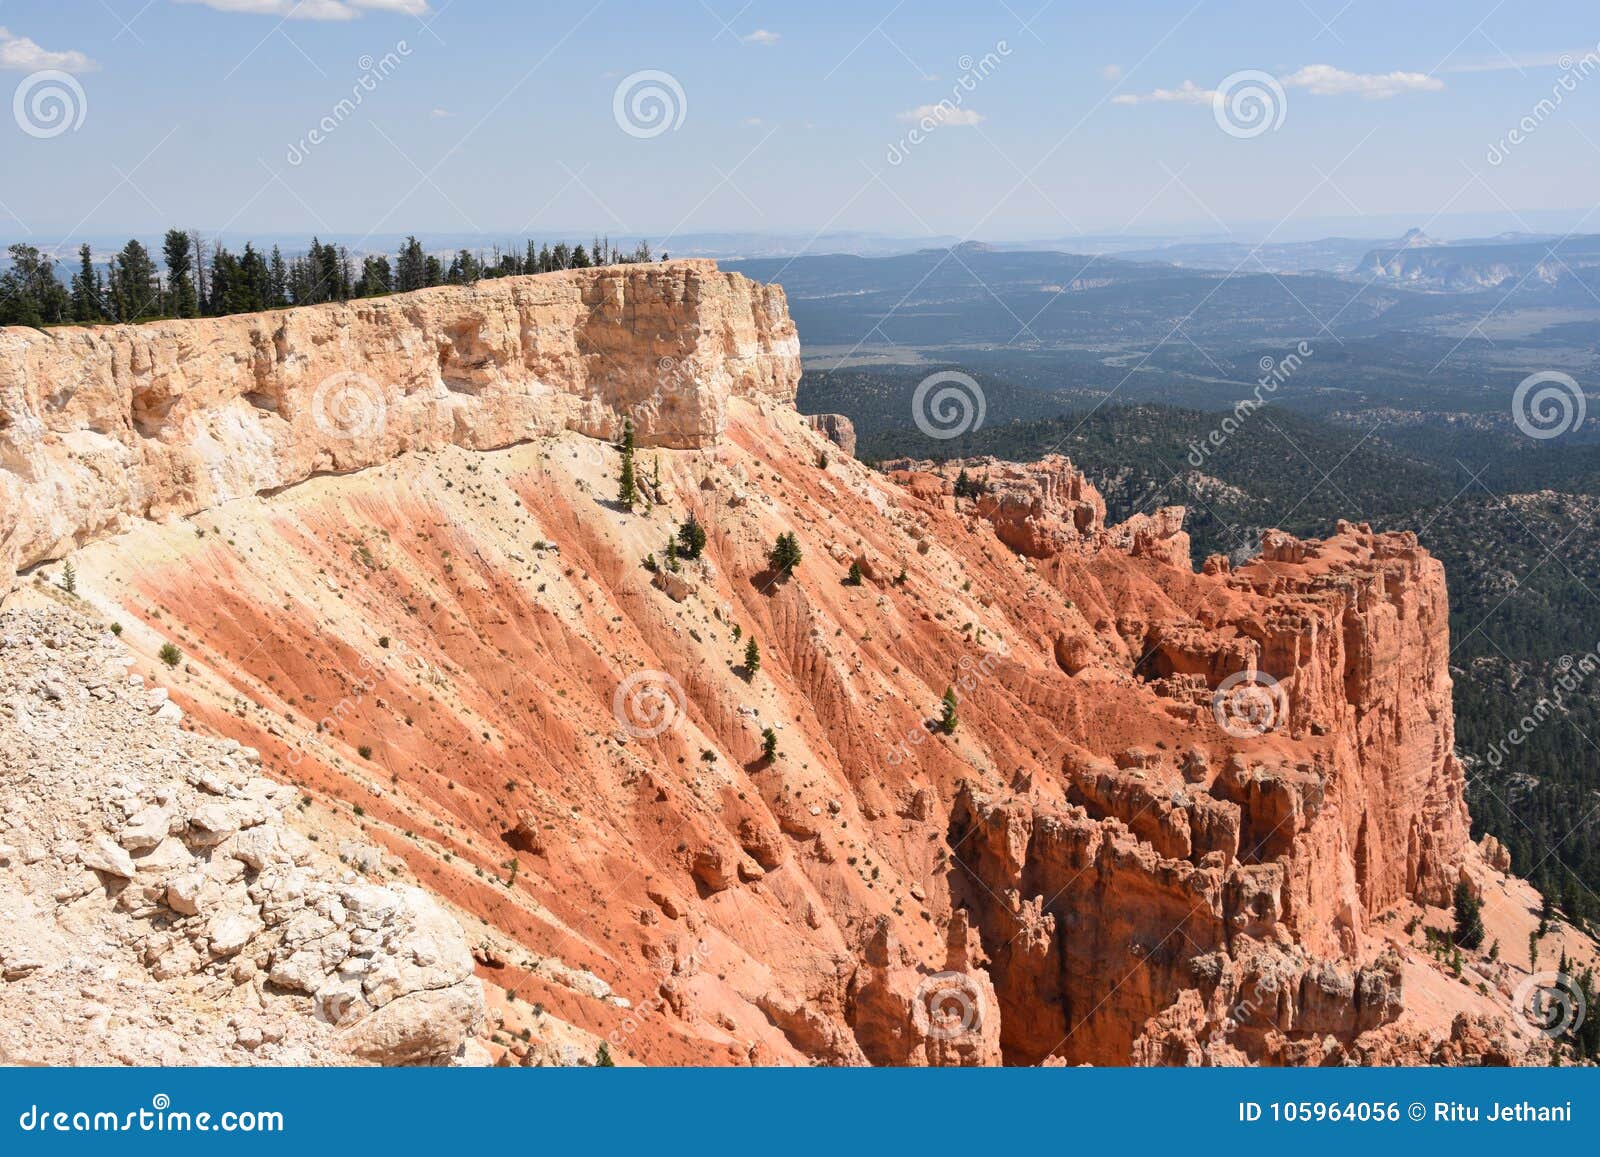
0, 262, 1591, 1066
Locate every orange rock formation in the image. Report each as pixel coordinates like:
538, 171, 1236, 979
2, 263, 1579, 1065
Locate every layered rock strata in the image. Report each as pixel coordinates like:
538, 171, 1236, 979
0, 261, 798, 584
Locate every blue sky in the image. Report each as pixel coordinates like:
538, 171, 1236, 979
1, 0, 1598, 247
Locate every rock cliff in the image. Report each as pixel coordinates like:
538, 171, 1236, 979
0, 260, 797, 585
1, 264, 1584, 1065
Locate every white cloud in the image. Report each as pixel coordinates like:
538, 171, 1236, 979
741, 28, 780, 45
1111, 80, 1212, 106
743, 116, 763, 126
898, 103, 984, 126
175, 0, 429, 20
1115, 64, 1444, 106
431, 107, 451, 118
1279, 64, 1443, 98
1099, 64, 1123, 81
0, 26, 98, 72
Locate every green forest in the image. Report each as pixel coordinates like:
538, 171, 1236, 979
0, 233, 663, 328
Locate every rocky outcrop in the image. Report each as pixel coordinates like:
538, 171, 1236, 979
2, 268, 1570, 1067
847, 913, 1002, 1066
0, 606, 484, 1065
887, 454, 1189, 566
887, 455, 1482, 1061
804, 413, 856, 458
0, 261, 798, 584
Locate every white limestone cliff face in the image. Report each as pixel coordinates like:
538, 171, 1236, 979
0, 260, 799, 585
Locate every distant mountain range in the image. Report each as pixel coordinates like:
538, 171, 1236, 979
8, 225, 1599, 290
1354, 232, 1600, 291
725, 236, 1600, 360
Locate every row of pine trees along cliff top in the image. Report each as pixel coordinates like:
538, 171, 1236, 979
0, 233, 666, 328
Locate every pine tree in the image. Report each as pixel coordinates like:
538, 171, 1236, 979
162, 229, 198, 318
761, 727, 778, 761
60, 559, 76, 594
69, 244, 105, 323
1562, 879, 1583, 923
1577, 970, 1600, 1061
938, 686, 959, 734
0, 243, 69, 326
595, 1042, 615, 1067
238, 243, 270, 312
396, 236, 427, 292
268, 245, 289, 307
209, 245, 245, 315
768, 532, 802, 575
743, 637, 760, 677
190, 229, 208, 307
846, 560, 863, 585
110, 240, 159, 322
1452, 879, 1485, 949
618, 453, 637, 512
677, 513, 706, 560
616, 418, 637, 511
358, 254, 393, 297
